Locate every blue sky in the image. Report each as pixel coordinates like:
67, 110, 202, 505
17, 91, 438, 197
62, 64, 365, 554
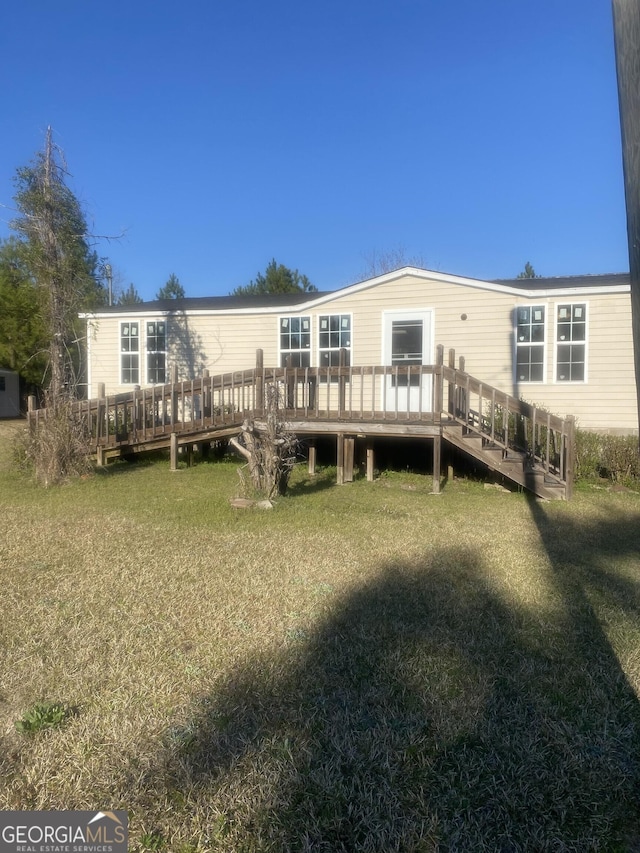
0, 0, 628, 301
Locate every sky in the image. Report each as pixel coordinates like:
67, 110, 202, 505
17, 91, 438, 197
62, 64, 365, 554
0, 0, 629, 301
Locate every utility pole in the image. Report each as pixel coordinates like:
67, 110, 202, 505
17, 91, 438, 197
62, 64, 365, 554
612, 0, 640, 440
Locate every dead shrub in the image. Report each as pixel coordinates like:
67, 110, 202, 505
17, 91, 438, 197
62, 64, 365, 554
230, 383, 298, 499
16, 395, 93, 486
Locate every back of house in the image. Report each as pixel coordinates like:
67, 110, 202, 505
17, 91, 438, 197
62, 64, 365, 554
82, 267, 637, 435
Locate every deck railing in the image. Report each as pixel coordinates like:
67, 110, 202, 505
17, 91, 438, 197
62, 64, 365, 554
27, 345, 575, 495
442, 356, 575, 496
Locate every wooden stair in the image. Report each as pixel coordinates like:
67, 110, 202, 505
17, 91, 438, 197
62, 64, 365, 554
442, 422, 567, 500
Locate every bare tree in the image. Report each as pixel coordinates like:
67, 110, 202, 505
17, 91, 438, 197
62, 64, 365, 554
12, 128, 105, 484
357, 245, 429, 281
12, 127, 104, 404
230, 384, 298, 499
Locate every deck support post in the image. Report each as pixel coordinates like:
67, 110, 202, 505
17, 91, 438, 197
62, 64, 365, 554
432, 435, 441, 494
336, 433, 344, 484
434, 346, 444, 417
366, 440, 375, 481
96, 445, 105, 468
565, 415, 576, 500
448, 348, 455, 415
255, 349, 264, 416
171, 364, 179, 426
202, 369, 211, 418
338, 348, 347, 415
344, 436, 355, 483
170, 432, 179, 471
308, 439, 317, 475
97, 383, 106, 446
284, 354, 294, 408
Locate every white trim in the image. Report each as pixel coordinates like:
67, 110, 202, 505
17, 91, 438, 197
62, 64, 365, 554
316, 311, 354, 368
381, 308, 435, 365
277, 314, 312, 367
145, 319, 168, 385
513, 303, 548, 386
381, 308, 434, 413
86, 319, 92, 397
553, 300, 589, 384
119, 320, 141, 385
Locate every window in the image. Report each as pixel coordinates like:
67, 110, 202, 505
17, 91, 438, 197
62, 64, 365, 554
319, 315, 351, 379
556, 303, 586, 382
280, 316, 311, 367
120, 322, 139, 384
146, 321, 167, 384
515, 305, 545, 382
391, 319, 422, 386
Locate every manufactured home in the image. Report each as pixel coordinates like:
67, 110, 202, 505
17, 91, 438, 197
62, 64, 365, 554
82, 267, 637, 435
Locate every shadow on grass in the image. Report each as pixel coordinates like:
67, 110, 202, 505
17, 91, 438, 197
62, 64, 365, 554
152, 511, 640, 850
285, 467, 338, 497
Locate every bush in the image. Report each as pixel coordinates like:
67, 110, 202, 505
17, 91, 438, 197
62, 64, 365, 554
15, 395, 93, 486
575, 430, 640, 484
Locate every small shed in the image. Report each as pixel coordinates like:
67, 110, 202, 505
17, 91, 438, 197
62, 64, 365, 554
0, 369, 21, 418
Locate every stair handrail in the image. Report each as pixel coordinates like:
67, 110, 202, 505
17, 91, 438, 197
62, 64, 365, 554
441, 363, 574, 495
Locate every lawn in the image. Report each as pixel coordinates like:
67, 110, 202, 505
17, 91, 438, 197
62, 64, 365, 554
1, 420, 640, 851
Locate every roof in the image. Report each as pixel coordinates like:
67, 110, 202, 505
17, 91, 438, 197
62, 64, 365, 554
91, 290, 336, 314
492, 272, 630, 290
83, 269, 631, 317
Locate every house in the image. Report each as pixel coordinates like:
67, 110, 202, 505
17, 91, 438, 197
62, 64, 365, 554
82, 267, 637, 435
0, 368, 21, 419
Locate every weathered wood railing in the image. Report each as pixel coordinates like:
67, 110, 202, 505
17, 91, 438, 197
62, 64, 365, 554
442, 352, 575, 497
67, 362, 441, 447
27, 346, 575, 495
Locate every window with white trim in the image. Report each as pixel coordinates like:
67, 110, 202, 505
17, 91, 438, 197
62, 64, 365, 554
556, 303, 586, 382
146, 320, 167, 384
391, 319, 423, 386
280, 316, 311, 367
319, 314, 351, 374
515, 305, 545, 382
120, 322, 139, 384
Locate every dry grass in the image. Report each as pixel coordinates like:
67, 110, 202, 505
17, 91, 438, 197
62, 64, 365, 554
1, 420, 640, 851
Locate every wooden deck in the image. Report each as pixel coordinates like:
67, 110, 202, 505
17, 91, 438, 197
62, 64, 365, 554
28, 346, 575, 499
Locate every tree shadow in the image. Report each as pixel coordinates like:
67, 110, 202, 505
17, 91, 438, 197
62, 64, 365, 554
285, 467, 339, 497
167, 310, 211, 379
148, 511, 640, 850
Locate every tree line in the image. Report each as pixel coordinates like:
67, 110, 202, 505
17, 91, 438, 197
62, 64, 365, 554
0, 133, 318, 397
0, 129, 541, 401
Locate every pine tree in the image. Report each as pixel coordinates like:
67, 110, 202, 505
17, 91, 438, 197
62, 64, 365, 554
0, 237, 48, 388
156, 273, 185, 300
232, 259, 317, 296
516, 262, 539, 279
118, 283, 143, 305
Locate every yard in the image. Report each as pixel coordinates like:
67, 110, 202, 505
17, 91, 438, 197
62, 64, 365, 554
1, 420, 640, 851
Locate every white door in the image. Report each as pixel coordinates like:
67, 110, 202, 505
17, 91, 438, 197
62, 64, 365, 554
383, 310, 433, 413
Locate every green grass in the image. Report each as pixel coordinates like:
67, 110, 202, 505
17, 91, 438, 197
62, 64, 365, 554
1, 420, 640, 851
